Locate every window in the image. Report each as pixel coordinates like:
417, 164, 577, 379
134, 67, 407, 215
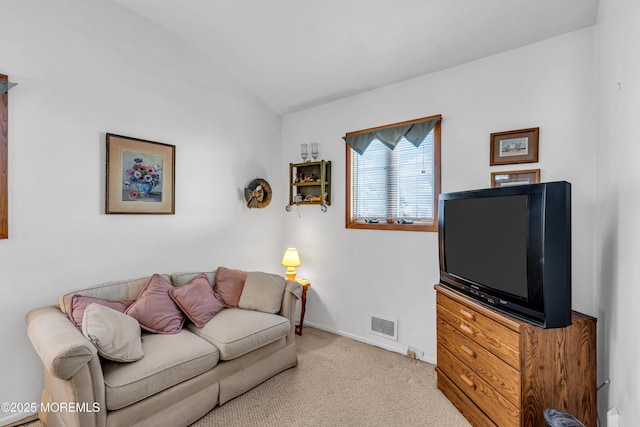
345, 115, 441, 232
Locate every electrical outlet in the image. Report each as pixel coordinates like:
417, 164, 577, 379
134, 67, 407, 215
406, 346, 423, 360
407, 346, 423, 360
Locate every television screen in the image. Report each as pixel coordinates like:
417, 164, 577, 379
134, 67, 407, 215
438, 181, 572, 328
443, 195, 528, 299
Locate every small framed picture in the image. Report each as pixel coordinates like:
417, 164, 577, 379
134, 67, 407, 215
490, 127, 539, 166
106, 134, 175, 214
491, 169, 540, 188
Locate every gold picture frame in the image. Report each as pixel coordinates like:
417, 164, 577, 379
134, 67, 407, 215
106, 134, 175, 214
491, 169, 540, 188
490, 127, 539, 166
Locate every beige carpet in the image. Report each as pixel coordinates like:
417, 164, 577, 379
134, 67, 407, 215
17, 327, 471, 427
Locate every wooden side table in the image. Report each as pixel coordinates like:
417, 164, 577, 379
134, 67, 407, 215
295, 278, 311, 335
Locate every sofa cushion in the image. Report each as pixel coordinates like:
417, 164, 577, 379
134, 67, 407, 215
214, 267, 247, 307
169, 273, 226, 328
125, 274, 185, 334
170, 271, 215, 287
68, 294, 134, 329
59, 275, 170, 315
81, 304, 144, 363
102, 329, 219, 410
238, 272, 285, 314
187, 308, 290, 361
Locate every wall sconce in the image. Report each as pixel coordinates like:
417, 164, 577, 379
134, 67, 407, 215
281, 248, 301, 281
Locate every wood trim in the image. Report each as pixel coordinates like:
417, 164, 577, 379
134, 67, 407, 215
344, 142, 352, 229
345, 113, 442, 137
432, 119, 441, 229
0, 74, 8, 239
345, 116, 441, 232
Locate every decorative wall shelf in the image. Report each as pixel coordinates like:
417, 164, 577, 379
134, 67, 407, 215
287, 160, 331, 212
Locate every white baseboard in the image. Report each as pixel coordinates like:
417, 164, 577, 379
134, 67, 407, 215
303, 321, 436, 364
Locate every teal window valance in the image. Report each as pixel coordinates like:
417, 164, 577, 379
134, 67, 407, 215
0, 80, 18, 95
344, 115, 442, 155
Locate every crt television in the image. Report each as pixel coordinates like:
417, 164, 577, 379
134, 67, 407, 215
438, 181, 571, 328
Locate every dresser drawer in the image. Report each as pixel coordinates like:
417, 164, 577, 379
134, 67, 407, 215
438, 344, 520, 427
437, 371, 498, 427
437, 292, 520, 369
437, 319, 521, 408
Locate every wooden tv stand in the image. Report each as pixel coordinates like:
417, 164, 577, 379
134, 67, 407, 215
435, 284, 597, 427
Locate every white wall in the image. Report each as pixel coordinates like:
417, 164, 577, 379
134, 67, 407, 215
595, 0, 640, 424
282, 29, 597, 364
0, 1, 283, 424
3, 1, 626, 424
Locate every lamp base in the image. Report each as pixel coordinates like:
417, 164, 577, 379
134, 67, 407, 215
285, 267, 297, 282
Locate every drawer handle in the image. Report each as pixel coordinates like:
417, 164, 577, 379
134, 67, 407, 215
459, 323, 476, 336
459, 309, 475, 321
460, 373, 476, 390
460, 344, 476, 358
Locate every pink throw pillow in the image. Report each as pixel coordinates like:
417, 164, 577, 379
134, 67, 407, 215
214, 267, 248, 307
68, 295, 134, 329
169, 273, 226, 328
125, 274, 185, 334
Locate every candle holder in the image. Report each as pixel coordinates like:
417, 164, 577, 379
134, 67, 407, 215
311, 143, 319, 161
300, 144, 309, 162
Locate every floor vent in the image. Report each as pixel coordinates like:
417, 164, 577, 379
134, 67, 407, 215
370, 315, 397, 341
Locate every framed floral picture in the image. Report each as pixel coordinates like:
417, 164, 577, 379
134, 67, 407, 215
491, 169, 540, 188
106, 134, 175, 214
490, 127, 539, 166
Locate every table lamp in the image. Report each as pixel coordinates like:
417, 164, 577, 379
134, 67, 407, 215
281, 248, 301, 281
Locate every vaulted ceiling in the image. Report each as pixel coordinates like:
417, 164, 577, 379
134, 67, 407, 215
112, 0, 600, 115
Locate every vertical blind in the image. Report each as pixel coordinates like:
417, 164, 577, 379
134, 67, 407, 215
351, 130, 435, 223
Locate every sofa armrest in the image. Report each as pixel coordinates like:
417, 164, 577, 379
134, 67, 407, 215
285, 279, 302, 299
280, 280, 301, 341
27, 306, 106, 427
26, 306, 97, 380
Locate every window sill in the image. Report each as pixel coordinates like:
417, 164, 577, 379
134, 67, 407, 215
346, 221, 437, 232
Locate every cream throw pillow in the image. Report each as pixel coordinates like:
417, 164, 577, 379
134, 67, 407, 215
238, 272, 285, 314
82, 303, 144, 362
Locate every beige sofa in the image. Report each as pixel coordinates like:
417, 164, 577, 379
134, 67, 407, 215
26, 270, 301, 427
